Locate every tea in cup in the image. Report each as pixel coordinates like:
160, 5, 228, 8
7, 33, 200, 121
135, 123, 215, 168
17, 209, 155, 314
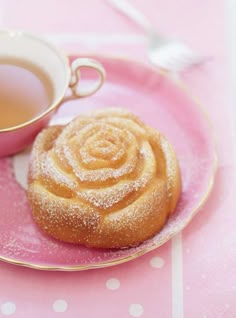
0, 30, 105, 157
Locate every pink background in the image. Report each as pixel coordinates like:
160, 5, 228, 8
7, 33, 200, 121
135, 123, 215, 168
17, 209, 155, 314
0, 0, 235, 317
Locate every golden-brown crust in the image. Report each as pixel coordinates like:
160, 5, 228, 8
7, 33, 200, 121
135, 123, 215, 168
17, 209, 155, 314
27, 108, 181, 248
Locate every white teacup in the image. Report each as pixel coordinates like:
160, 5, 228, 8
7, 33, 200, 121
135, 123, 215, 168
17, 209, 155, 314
0, 30, 106, 157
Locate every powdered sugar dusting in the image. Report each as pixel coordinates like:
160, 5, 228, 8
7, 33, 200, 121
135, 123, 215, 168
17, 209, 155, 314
41, 152, 77, 190
27, 107, 181, 248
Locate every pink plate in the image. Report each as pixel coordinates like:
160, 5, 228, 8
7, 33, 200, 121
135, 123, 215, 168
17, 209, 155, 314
0, 55, 216, 270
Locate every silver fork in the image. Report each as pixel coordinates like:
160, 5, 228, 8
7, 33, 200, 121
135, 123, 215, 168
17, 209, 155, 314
108, 0, 209, 73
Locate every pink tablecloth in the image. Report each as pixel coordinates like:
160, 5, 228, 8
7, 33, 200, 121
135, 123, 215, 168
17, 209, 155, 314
0, 1, 235, 317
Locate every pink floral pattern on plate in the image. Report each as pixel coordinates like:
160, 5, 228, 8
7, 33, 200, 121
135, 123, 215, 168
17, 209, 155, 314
0, 56, 216, 270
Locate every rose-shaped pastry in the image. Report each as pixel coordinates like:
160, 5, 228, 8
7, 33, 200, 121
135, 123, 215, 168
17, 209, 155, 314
28, 108, 181, 248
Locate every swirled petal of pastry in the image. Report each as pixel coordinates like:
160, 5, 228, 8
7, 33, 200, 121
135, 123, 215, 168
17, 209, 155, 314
27, 108, 181, 248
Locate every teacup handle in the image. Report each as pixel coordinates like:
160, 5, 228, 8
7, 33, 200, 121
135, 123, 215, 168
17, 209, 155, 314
69, 58, 106, 98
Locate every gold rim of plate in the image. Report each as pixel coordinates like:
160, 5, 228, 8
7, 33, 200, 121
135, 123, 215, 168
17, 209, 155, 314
0, 54, 218, 271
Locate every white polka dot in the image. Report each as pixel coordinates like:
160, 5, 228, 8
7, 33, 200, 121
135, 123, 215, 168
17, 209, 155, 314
129, 304, 144, 317
53, 299, 68, 312
150, 256, 165, 268
1, 302, 16, 316
106, 278, 120, 290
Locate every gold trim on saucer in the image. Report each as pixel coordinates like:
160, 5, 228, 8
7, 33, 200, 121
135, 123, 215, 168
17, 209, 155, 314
0, 54, 217, 271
